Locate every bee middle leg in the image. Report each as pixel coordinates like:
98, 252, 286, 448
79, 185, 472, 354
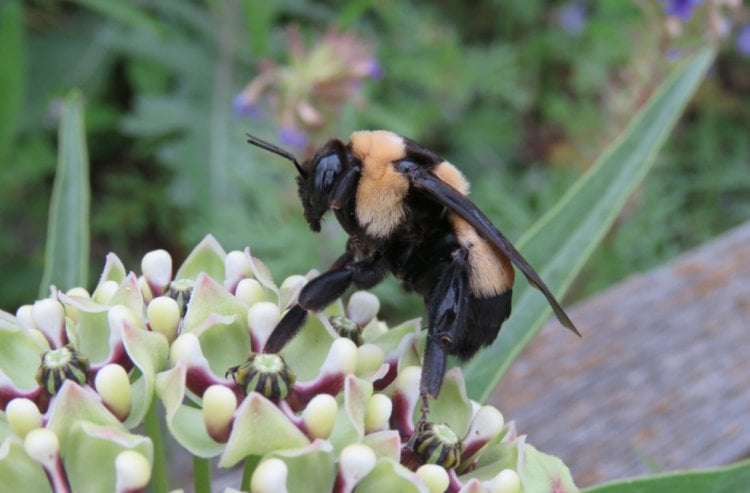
263, 255, 386, 353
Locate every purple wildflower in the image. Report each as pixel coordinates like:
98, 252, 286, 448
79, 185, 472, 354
278, 127, 309, 152
661, 0, 703, 22
233, 93, 262, 119
665, 47, 684, 61
737, 24, 750, 58
558, 2, 587, 35
364, 58, 384, 80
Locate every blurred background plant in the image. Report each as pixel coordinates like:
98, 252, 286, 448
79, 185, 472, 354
2, 0, 749, 323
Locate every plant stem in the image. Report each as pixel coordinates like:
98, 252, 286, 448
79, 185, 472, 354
241, 455, 261, 491
144, 400, 169, 493
193, 456, 211, 493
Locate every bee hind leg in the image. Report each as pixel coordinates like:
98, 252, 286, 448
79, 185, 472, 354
416, 249, 470, 429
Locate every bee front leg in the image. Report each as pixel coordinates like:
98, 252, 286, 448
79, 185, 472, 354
263, 255, 386, 353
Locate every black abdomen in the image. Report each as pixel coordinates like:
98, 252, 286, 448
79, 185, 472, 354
454, 290, 512, 359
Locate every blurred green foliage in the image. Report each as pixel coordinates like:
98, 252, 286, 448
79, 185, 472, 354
1, 0, 749, 315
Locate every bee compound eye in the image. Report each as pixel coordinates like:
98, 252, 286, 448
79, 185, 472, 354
314, 154, 342, 190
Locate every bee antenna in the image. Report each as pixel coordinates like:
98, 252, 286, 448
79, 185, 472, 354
246, 133, 307, 178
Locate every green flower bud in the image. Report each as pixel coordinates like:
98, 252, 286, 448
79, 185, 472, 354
416, 464, 449, 493
170, 333, 206, 366
203, 384, 237, 443
251, 458, 288, 493
247, 302, 281, 348
24, 428, 68, 492
339, 444, 376, 489
95, 364, 133, 421
225, 250, 253, 284
356, 344, 385, 378
395, 365, 421, 392
302, 394, 338, 439
364, 393, 392, 433
31, 298, 66, 347
319, 338, 358, 376
278, 274, 307, 310
31, 298, 64, 331
24, 428, 60, 466
470, 406, 504, 438
412, 422, 464, 469
487, 469, 521, 493
35, 344, 90, 395
147, 296, 181, 342
228, 353, 295, 400
346, 291, 380, 327
115, 450, 152, 492
64, 287, 90, 322
95, 280, 120, 304
15, 304, 35, 330
141, 249, 173, 295
108, 304, 143, 332
280, 275, 307, 291
66, 287, 90, 299
6, 398, 43, 438
236, 278, 265, 306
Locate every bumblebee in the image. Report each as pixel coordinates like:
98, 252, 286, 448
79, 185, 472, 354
247, 130, 579, 411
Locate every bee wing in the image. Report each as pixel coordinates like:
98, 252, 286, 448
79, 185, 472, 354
403, 163, 580, 336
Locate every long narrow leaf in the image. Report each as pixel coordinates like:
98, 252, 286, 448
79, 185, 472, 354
70, 0, 164, 34
0, 0, 25, 165
463, 48, 716, 402
584, 459, 750, 493
39, 91, 90, 296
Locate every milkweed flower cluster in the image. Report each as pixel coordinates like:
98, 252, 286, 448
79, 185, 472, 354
0, 236, 578, 492
233, 28, 382, 155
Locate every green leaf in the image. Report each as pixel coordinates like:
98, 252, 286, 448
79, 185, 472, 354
584, 459, 750, 493
39, 90, 90, 296
70, 0, 164, 34
463, 47, 717, 402
241, 0, 276, 57
0, 0, 25, 165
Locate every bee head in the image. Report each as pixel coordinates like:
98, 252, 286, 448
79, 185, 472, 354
246, 134, 349, 232
296, 139, 352, 231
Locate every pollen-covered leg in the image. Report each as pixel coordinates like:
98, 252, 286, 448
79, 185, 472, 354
263, 255, 386, 353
